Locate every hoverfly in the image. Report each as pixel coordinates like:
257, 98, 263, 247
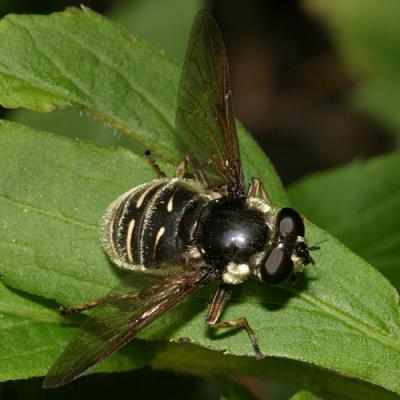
43, 10, 317, 388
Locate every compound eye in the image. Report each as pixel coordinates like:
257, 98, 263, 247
260, 248, 293, 284
278, 208, 304, 237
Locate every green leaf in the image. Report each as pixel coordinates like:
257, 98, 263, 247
290, 391, 320, 400
305, 0, 400, 134
0, 7, 285, 205
1, 121, 400, 398
288, 152, 400, 289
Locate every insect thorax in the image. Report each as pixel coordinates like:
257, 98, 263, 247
194, 195, 273, 284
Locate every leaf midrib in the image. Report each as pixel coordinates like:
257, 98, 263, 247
288, 286, 400, 354
0, 193, 96, 230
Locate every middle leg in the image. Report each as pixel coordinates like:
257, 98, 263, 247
206, 284, 263, 359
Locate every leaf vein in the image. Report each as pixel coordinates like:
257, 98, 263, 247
49, 22, 175, 148
0, 193, 96, 230
291, 289, 400, 352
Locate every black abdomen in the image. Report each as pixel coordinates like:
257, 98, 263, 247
101, 178, 205, 269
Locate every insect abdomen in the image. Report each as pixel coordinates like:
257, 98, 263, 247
101, 178, 204, 270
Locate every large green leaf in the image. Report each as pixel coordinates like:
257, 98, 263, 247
288, 152, 400, 289
0, 7, 285, 205
1, 121, 400, 398
305, 0, 400, 134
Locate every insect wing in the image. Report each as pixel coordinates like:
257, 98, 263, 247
175, 10, 244, 194
43, 269, 210, 388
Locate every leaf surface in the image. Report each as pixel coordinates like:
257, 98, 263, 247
0, 121, 400, 397
288, 152, 400, 289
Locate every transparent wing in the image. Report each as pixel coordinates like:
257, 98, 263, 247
175, 10, 244, 194
43, 269, 211, 388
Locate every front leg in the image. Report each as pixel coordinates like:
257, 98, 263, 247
206, 284, 263, 360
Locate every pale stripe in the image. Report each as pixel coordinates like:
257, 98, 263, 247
167, 194, 174, 212
136, 186, 153, 209
126, 219, 136, 263
153, 226, 166, 259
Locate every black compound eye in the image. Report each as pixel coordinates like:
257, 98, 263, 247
260, 248, 293, 284
277, 208, 305, 237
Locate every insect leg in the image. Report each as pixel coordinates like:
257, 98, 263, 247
248, 177, 271, 205
206, 284, 263, 360
59, 294, 118, 315
175, 158, 187, 179
176, 153, 210, 187
206, 284, 231, 324
144, 150, 167, 178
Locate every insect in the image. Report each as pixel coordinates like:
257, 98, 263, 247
43, 10, 318, 388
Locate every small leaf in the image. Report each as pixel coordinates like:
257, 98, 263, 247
1, 121, 400, 397
288, 152, 400, 289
